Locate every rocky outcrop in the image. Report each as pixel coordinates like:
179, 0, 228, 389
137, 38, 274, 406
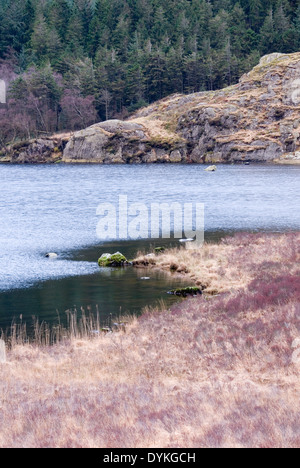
3, 134, 70, 164
62, 52, 300, 165
63, 119, 187, 164
5, 53, 300, 164
176, 52, 300, 163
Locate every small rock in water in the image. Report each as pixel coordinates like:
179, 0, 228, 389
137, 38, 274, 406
205, 165, 217, 172
45, 252, 58, 258
140, 277, 151, 280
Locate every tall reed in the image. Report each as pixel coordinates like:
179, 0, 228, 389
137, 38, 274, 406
1, 305, 106, 349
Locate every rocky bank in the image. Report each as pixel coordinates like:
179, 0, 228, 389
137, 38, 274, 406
3, 52, 300, 164
1, 133, 70, 164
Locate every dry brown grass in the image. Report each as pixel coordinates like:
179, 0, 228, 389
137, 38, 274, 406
133, 232, 300, 294
131, 116, 185, 146
0, 232, 299, 448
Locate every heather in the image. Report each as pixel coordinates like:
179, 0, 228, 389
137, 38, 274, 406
134, 231, 300, 294
0, 232, 299, 448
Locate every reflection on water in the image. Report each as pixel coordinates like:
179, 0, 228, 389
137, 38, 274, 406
0, 239, 190, 330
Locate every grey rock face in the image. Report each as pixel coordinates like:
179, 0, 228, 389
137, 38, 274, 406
11, 139, 55, 163
6, 135, 68, 163
9, 52, 300, 165
63, 120, 150, 163
175, 53, 300, 163
63, 119, 187, 164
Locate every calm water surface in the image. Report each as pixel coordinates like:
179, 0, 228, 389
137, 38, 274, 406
0, 163, 299, 329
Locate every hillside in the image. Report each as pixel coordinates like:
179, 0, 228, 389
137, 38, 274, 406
63, 52, 300, 164
2, 0, 300, 150
3, 52, 300, 164
2, 0, 300, 125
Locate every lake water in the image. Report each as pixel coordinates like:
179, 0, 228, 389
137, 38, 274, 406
0, 163, 299, 330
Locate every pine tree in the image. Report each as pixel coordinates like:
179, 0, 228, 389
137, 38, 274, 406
125, 33, 147, 106
30, 13, 50, 63
46, 0, 71, 42
152, 6, 167, 44
260, 8, 275, 54
23, 0, 35, 46
165, 46, 184, 94
248, 0, 265, 32
3, 0, 300, 134
273, 2, 295, 52
113, 15, 131, 55
65, 9, 85, 57
295, 5, 300, 48
145, 49, 167, 102
229, 3, 248, 56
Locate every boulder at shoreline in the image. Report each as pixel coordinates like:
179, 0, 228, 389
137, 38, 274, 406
98, 252, 130, 267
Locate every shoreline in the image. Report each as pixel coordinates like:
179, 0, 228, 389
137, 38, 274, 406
0, 231, 299, 447
1, 156, 300, 165
274, 158, 300, 165
0, 229, 298, 330
4, 52, 300, 167
132, 231, 300, 294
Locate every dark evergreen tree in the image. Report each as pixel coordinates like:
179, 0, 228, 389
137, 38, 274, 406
260, 8, 276, 54
2, 0, 300, 136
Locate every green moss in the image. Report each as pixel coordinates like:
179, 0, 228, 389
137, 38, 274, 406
110, 252, 127, 265
98, 253, 112, 267
154, 247, 165, 254
98, 252, 128, 267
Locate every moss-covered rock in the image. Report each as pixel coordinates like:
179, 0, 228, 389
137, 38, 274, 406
110, 252, 128, 266
98, 253, 112, 267
98, 251, 129, 267
154, 247, 166, 254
